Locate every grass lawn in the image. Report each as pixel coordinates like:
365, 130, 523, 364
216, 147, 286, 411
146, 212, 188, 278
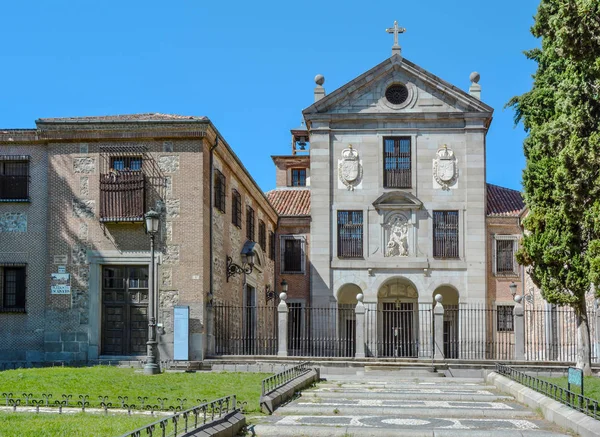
542, 376, 600, 403
0, 366, 270, 437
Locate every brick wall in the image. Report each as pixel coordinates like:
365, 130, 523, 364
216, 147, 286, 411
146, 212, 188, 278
275, 217, 310, 303
486, 216, 523, 305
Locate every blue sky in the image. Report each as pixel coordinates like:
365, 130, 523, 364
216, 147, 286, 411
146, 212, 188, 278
0, 0, 539, 192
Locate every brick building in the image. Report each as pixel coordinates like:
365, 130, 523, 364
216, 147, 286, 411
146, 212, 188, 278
0, 114, 276, 363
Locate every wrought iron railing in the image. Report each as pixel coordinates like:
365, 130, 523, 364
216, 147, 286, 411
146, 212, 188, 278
213, 304, 278, 355
99, 171, 145, 222
495, 363, 600, 420
119, 395, 238, 437
261, 362, 312, 396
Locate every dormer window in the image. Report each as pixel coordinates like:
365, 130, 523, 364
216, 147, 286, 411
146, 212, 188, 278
291, 168, 306, 187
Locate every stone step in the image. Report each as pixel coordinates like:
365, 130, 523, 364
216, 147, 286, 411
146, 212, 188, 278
301, 391, 514, 402
364, 366, 444, 377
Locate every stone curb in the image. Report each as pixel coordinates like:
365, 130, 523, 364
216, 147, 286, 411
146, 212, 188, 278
181, 410, 245, 437
486, 371, 600, 437
259, 368, 320, 414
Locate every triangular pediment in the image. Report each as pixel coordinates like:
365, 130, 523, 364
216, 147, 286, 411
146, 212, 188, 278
303, 55, 493, 117
373, 191, 422, 210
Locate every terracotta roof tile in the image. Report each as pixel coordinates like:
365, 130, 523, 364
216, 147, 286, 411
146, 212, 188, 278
266, 189, 310, 216
37, 113, 207, 123
487, 183, 525, 217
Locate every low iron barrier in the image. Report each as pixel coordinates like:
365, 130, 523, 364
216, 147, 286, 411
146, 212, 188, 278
495, 363, 600, 420
119, 395, 238, 437
261, 362, 312, 396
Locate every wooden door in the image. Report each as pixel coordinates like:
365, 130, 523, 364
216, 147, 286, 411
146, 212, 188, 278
101, 266, 149, 355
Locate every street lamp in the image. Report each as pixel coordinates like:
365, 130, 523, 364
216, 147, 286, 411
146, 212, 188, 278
226, 251, 256, 282
509, 282, 518, 299
144, 209, 160, 375
280, 280, 288, 300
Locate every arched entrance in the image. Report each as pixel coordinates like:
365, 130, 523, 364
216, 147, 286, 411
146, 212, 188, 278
433, 286, 459, 359
337, 284, 361, 357
377, 278, 419, 358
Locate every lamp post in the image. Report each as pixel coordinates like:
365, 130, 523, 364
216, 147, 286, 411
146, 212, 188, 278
509, 282, 518, 301
280, 279, 288, 299
144, 209, 160, 375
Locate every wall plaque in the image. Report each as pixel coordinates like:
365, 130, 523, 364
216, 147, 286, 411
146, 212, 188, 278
54, 255, 68, 264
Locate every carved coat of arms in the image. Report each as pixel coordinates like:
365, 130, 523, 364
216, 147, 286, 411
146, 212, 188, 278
338, 145, 362, 191
433, 145, 458, 190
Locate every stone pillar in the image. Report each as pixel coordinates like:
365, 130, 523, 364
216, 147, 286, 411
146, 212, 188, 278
514, 295, 525, 361
355, 293, 366, 359
595, 301, 600, 363
434, 294, 444, 360
278, 292, 289, 357
206, 297, 215, 356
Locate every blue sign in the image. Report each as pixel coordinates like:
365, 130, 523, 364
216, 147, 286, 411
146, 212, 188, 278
173, 306, 189, 361
568, 367, 583, 386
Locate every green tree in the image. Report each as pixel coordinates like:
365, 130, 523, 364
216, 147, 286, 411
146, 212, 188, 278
509, 0, 600, 375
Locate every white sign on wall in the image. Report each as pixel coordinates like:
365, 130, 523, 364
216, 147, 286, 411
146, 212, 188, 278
50, 273, 71, 295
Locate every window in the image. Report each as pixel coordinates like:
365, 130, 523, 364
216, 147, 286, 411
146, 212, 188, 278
232, 190, 242, 228
0, 265, 26, 311
214, 169, 226, 213
281, 236, 305, 273
110, 156, 142, 171
291, 168, 306, 187
258, 220, 266, 251
497, 305, 514, 332
494, 236, 518, 275
383, 137, 411, 188
337, 211, 363, 258
433, 210, 459, 259
0, 157, 29, 200
269, 231, 275, 260
246, 206, 255, 241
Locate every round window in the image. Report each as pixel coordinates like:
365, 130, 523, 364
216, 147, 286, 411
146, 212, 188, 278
385, 84, 409, 105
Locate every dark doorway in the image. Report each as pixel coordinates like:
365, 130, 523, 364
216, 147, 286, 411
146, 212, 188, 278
381, 302, 416, 357
101, 266, 149, 355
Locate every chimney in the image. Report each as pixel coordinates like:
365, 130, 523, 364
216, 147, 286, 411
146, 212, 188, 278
469, 71, 481, 100
314, 74, 326, 102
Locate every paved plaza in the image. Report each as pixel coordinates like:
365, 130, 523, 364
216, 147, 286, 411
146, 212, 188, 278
251, 372, 573, 436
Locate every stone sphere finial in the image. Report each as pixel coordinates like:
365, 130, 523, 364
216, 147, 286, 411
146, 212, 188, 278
434, 294, 443, 303
514, 294, 523, 304
315, 74, 325, 86
469, 71, 480, 84
279, 292, 288, 301
356, 293, 364, 303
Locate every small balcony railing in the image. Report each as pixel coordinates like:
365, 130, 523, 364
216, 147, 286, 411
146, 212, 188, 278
99, 171, 145, 222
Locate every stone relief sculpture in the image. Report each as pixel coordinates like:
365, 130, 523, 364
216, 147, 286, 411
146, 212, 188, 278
385, 216, 409, 257
338, 145, 362, 191
433, 144, 458, 190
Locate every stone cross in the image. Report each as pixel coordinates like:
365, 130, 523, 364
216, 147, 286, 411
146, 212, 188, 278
386, 21, 406, 55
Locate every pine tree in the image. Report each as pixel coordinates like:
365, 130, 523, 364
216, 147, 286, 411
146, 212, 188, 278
509, 0, 600, 375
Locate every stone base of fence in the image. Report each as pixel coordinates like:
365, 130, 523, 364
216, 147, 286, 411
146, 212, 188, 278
259, 368, 320, 415
486, 371, 600, 437
187, 410, 245, 437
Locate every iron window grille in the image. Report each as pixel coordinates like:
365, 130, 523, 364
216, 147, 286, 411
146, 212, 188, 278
110, 156, 142, 171
246, 206, 255, 241
258, 220, 266, 251
281, 236, 305, 273
0, 157, 29, 201
268, 231, 275, 260
494, 236, 518, 276
337, 210, 363, 259
0, 264, 26, 312
214, 169, 226, 213
433, 210, 459, 259
497, 305, 514, 332
383, 137, 411, 188
232, 189, 242, 228
291, 168, 306, 187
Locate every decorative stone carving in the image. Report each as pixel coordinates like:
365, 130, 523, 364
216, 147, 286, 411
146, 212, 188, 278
338, 145, 362, 191
384, 215, 409, 257
73, 157, 95, 174
0, 213, 27, 232
433, 145, 458, 190
72, 199, 95, 218
158, 156, 180, 173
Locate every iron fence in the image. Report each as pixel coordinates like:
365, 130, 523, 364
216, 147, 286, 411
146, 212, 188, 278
364, 303, 433, 358
495, 363, 599, 420
119, 395, 238, 437
214, 304, 277, 355
261, 362, 312, 395
524, 304, 580, 362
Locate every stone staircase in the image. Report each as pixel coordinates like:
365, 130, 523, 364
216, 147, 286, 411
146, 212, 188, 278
250, 373, 573, 436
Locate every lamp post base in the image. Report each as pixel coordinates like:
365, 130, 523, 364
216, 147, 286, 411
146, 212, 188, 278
144, 338, 160, 375
143, 362, 160, 375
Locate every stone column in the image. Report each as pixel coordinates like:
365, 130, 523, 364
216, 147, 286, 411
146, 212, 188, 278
278, 292, 289, 357
434, 294, 444, 360
355, 293, 366, 359
514, 296, 525, 361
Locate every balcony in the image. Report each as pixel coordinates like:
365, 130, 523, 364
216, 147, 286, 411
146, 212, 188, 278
99, 170, 145, 222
